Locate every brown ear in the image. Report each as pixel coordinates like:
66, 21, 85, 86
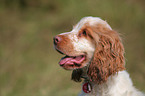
71, 69, 83, 82
87, 28, 125, 84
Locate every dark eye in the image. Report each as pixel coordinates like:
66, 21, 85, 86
82, 30, 87, 36
78, 30, 87, 37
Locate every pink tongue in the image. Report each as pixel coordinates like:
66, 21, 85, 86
59, 56, 85, 65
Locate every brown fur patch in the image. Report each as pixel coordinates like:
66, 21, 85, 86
55, 34, 74, 56
78, 25, 99, 44
87, 24, 125, 84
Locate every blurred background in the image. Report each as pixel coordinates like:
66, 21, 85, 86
0, 0, 145, 96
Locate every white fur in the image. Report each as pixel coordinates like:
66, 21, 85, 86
79, 71, 144, 96
68, 33, 95, 58
73, 17, 112, 31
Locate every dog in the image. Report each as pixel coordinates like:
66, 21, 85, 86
53, 16, 144, 96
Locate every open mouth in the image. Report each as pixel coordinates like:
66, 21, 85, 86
59, 55, 86, 69
54, 47, 86, 69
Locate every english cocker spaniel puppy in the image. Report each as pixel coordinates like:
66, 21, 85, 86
53, 16, 144, 96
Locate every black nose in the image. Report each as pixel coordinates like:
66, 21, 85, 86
53, 36, 61, 45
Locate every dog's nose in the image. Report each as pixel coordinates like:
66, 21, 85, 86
53, 36, 61, 45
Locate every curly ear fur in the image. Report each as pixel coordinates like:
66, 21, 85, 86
87, 25, 125, 84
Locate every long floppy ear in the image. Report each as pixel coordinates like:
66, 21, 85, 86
87, 25, 125, 84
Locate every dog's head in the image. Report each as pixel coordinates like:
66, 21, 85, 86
54, 17, 125, 84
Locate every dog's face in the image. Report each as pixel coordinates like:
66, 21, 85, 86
54, 16, 125, 83
53, 17, 112, 70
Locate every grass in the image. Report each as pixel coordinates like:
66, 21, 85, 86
0, 0, 145, 96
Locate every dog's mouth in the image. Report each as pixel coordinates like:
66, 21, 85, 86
59, 55, 85, 65
59, 55, 86, 70
56, 49, 86, 70
54, 47, 87, 70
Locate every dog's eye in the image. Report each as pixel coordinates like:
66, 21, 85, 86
78, 30, 87, 37
82, 30, 87, 36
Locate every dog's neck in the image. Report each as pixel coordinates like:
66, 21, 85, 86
80, 67, 89, 80
80, 71, 139, 96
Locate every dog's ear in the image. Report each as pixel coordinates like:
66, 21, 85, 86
87, 25, 125, 84
71, 69, 83, 82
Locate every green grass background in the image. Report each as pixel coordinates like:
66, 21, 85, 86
0, 0, 145, 96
